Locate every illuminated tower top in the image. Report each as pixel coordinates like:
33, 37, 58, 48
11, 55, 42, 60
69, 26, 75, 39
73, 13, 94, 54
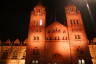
33, 3, 46, 15
65, 5, 85, 33
65, 5, 80, 14
29, 3, 46, 29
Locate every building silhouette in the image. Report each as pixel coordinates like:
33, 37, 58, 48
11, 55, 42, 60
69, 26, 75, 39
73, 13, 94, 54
0, 3, 93, 64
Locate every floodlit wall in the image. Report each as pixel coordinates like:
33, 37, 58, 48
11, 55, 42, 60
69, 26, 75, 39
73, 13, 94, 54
0, 46, 26, 64
89, 45, 96, 64
0, 4, 92, 64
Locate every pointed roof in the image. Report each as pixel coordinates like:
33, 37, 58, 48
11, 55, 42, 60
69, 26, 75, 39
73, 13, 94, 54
5, 39, 11, 45
24, 38, 28, 45
14, 38, 20, 45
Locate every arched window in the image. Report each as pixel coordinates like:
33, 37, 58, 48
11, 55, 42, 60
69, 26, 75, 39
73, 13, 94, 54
55, 37, 57, 40
70, 19, 72, 25
78, 35, 81, 39
34, 36, 39, 40
63, 37, 64, 40
34, 37, 36, 40
58, 36, 59, 40
76, 20, 79, 24
37, 36, 39, 40
75, 35, 81, 39
56, 28, 57, 31
73, 19, 75, 24
66, 37, 68, 40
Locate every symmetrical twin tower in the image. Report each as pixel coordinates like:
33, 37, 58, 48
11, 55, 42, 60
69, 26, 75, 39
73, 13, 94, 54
26, 3, 92, 64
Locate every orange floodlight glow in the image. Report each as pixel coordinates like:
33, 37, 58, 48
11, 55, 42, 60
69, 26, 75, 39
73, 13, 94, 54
55, 42, 70, 57
25, 4, 90, 64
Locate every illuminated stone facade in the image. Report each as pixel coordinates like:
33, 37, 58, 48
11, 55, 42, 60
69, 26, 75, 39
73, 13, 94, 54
26, 3, 46, 64
0, 4, 93, 64
0, 39, 26, 64
26, 4, 92, 64
89, 38, 96, 64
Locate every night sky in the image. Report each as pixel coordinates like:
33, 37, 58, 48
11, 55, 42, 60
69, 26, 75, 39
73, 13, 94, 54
1, 0, 96, 41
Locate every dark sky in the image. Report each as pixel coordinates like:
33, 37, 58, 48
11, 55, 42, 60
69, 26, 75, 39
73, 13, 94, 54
1, 0, 96, 41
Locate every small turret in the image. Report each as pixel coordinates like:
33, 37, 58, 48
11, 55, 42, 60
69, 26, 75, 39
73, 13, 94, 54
5, 39, 11, 45
14, 38, 20, 45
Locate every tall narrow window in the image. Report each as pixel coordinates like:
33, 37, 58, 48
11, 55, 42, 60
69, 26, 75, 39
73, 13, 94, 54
55, 37, 57, 40
34, 37, 36, 40
40, 19, 42, 26
70, 19, 72, 25
66, 37, 68, 40
75, 35, 77, 39
56, 28, 57, 31
75, 35, 81, 39
37, 36, 39, 40
78, 35, 81, 39
73, 20, 75, 24
76, 20, 79, 24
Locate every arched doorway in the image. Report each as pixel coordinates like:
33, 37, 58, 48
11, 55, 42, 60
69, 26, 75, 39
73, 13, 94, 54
49, 54, 64, 64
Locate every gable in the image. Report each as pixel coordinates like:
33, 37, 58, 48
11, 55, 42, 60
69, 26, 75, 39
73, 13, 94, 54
46, 21, 67, 30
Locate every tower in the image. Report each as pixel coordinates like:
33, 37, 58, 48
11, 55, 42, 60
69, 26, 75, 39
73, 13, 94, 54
65, 5, 92, 64
26, 3, 46, 64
